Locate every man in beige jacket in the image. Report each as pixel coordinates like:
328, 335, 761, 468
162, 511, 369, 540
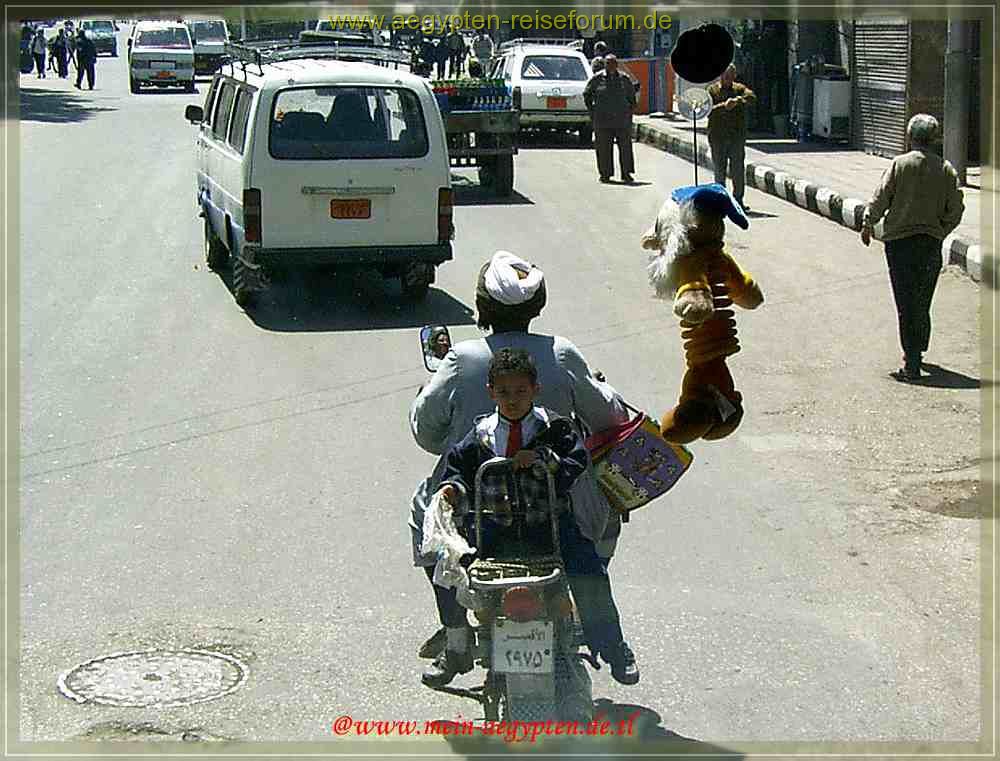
862, 114, 964, 382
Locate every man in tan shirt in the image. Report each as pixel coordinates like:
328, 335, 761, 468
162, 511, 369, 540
862, 113, 965, 382
707, 63, 756, 209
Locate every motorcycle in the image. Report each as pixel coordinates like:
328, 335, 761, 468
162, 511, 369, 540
418, 326, 596, 723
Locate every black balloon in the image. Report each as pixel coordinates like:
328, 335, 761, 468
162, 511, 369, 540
670, 23, 735, 84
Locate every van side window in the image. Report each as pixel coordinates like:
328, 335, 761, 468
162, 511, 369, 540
212, 82, 236, 141
227, 88, 253, 154
202, 78, 219, 123
502, 56, 513, 80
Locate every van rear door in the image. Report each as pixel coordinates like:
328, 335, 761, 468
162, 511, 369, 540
253, 85, 445, 250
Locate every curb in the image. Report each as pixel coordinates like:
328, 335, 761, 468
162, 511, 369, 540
634, 122, 988, 284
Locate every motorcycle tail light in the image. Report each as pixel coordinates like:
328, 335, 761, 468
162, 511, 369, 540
501, 586, 544, 622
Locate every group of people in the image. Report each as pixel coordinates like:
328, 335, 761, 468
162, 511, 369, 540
415, 27, 496, 80
21, 23, 98, 89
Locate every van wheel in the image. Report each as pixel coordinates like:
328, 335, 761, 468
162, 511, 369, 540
232, 256, 254, 307
129, 76, 140, 94
494, 155, 514, 197
204, 218, 229, 270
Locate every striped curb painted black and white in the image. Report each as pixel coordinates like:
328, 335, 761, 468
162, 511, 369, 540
633, 121, 987, 283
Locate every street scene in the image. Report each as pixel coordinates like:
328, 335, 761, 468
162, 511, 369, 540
13, 7, 993, 755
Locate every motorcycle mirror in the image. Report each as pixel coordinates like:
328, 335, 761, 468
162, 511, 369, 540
420, 324, 451, 372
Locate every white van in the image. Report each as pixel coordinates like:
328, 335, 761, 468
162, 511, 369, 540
128, 20, 195, 93
183, 45, 453, 306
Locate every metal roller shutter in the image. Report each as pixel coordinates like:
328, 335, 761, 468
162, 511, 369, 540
852, 20, 909, 157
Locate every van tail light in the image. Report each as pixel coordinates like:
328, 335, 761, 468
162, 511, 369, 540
438, 187, 454, 242
244, 188, 262, 243
501, 586, 544, 622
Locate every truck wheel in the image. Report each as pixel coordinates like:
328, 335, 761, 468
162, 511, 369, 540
494, 155, 514, 197
401, 262, 433, 301
578, 126, 593, 147
478, 157, 497, 188
204, 218, 229, 270
232, 255, 254, 307
129, 76, 140, 94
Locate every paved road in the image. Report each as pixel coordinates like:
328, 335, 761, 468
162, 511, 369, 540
15, 33, 988, 752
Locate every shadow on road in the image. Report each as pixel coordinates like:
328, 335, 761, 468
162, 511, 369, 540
214, 266, 476, 332
746, 209, 780, 219
450, 176, 534, 207
518, 130, 591, 151
18, 86, 117, 123
746, 137, 854, 155
915, 364, 989, 389
437, 698, 743, 757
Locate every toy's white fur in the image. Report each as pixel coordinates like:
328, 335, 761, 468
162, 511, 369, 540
641, 198, 724, 300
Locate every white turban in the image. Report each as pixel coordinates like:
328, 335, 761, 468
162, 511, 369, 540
482, 251, 545, 306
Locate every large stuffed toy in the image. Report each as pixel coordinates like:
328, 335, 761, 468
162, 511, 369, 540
641, 183, 764, 444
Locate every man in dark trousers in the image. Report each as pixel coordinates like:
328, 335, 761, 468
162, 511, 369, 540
861, 114, 964, 382
707, 63, 756, 209
583, 54, 637, 184
74, 28, 96, 90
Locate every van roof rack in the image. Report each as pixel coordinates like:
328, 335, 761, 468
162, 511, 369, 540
224, 38, 410, 76
498, 37, 583, 52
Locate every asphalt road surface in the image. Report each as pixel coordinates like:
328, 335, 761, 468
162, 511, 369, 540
14, 31, 991, 754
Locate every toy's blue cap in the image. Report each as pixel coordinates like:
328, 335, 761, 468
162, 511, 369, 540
670, 183, 749, 229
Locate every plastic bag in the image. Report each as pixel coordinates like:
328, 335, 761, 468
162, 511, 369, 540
420, 489, 483, 610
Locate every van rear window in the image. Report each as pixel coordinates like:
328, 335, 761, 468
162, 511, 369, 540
136, 28, 191, 48
269, 86, 429, 160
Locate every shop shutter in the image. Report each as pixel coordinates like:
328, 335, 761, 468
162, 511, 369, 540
852, 20, 909, 157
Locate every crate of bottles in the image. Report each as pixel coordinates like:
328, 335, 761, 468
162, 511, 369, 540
431, 79, 512, 113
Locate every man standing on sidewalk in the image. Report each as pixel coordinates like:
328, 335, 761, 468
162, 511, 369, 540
861, 114, 964, 383
584, 54, 637, 184
707, 63, 756, 209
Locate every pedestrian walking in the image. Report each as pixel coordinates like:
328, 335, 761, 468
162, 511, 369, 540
861, 114, 965, 382
446, 26, 465, 77
470, 29, 493, 71
74, 28, 96, 90
50, 28, 70, 78
31, 29, 47, 78
433, 35, 449, 79
707, 63, 756, 210
583, 54, 637, 184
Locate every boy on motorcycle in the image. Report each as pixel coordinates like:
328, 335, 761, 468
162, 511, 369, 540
425, 348, 606, 687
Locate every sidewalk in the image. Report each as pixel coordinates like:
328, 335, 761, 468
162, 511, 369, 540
633, 114, 993, 285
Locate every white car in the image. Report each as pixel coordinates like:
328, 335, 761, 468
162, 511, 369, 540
128, 21, 195, 93
490, 42, 593, 144
182, 44, 453, 306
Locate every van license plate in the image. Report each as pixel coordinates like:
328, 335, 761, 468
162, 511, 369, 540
492, 620, 553, 674
546, 97, 567, 109
154, 71, 175, 79
331, 199, 371, 219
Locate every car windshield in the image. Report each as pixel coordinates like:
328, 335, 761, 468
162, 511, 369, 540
136, 28, 190, 48
190, 21, 226, 41
520, 55, 588, 81
84, 21, 114, 32
269, 86, 429, 160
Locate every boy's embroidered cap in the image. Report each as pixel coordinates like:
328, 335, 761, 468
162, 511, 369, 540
483, 251, 545, 305
670, 183, 749, 229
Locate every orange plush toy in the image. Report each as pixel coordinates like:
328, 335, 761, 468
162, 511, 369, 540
641, 183, 764, 444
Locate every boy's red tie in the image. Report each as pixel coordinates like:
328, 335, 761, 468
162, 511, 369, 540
505, 420, 522, 457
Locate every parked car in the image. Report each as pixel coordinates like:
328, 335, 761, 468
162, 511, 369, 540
186, 19, 229, 75
489, 41, 593, 145
182, 46, 453, 306
128, 21, 195, 93
80, 19, 118, 56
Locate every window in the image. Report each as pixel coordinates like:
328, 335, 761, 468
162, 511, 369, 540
136, 27, 191, 49
228, 88, 253, 153
189, 21, 226, 41
212, 82, 236, 141
520, 55, 588, 81
202, 77, 219, 121
502, 56, 513, 80
269, 86, 428, 160
84, 21, 114, 32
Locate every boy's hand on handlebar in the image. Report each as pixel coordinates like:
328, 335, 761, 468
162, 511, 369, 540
439, 485, 458, 504
511, 449, 539, 470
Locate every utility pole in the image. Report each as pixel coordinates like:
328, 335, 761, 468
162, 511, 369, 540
944, 19, 969, 186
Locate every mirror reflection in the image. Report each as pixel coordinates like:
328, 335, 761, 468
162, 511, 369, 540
420, 325, 451, 371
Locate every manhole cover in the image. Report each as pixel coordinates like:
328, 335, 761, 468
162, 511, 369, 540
58, 649, 248, 708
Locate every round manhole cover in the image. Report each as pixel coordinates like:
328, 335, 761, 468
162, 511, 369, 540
58, 649, 248, 708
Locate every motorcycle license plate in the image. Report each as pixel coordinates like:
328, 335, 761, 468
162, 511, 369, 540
492, 620, 554, 674
546, 96, 567, 109
331, 199, 371, 219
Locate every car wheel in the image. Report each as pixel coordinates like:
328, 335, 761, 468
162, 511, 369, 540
494, 154, 514, 197
204, 218, 229, 270
129, 76, 139, 94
